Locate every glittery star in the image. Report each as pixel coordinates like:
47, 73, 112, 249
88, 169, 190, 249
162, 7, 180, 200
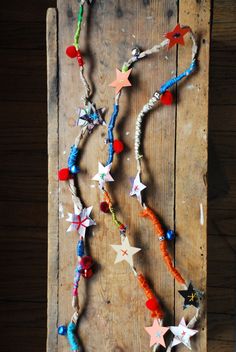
130, 172, 146, 203
66, 204, 96, 237
170, 317, 198, 350
92, 162, 114, 187
179, 283, 200, 309
109, 68, 132, 94
165, 24, 190, 49
145, 319, 169, 348
77, 103, 106, 131
111, 237, 141, 266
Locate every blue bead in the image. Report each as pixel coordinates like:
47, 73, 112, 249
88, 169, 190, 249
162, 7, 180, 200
58, 325, 67, 336
70, 165, 80, 174
77, 239, 84, 257
166, 229, 175, 241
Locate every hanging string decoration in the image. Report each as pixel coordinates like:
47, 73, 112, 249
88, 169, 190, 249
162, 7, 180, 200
57, 1, 204, 349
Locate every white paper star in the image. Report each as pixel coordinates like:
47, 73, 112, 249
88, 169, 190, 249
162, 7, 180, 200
66, 204, 96, 237
130, 172, 146, 203
170, 317, 198, 350
111, 237, 141, 266
92, 162, 114, 187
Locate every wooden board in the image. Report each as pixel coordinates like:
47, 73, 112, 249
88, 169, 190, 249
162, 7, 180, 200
47, 1, 210, 351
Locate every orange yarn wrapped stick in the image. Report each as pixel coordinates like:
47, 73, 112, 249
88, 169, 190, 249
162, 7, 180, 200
140, 207, 186, 285
137, 273, 164, 319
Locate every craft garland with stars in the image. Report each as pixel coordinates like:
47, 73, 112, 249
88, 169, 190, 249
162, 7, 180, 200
57, 1, 107, 351
91, 23, 203, 352
57, 2, 203, 350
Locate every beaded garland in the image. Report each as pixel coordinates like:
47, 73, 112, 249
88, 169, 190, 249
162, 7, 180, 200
57, 1, 204, 351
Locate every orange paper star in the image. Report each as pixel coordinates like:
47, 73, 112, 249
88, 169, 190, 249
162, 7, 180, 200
165, 24, 190, 49
109, 68, 132, 94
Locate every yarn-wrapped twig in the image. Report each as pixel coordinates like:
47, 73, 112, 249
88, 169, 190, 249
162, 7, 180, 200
137, 273, 164, 319
140, 207, 186, 285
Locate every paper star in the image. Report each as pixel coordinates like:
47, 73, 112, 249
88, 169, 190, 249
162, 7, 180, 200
92, 162, 114, 187
145, 319, 169, 348
130, 172, 146, 203
109, 68, 132, 94
170, 317, 198, 350
111, 237, 141, 266
66, 204, 96, 237
179, 283, 200, 309
165, 24, 190, 49
77, 103, 106, 132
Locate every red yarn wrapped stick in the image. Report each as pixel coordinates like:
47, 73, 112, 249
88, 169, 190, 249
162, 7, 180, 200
140, 207, 186, 285
137, 273, 164, 319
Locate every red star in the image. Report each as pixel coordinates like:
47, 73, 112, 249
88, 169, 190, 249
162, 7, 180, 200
165, 24, 190, 49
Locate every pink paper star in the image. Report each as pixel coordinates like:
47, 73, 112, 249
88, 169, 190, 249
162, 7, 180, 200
145, 319, 169, 347
109, 68, 132, 94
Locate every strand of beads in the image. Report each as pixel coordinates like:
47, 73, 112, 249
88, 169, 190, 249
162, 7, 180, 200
58, 1, 105, 351
92, 24, 202, 351
129, 28, 203, 351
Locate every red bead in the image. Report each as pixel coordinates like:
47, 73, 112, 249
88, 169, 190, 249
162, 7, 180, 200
161, 91, 173, 105
113, 139, 124, 154
58, 168, 70, 181
100, 201, 110, 213
80, 255, 93, 270
82, 268, 93, 279
77, 50, 84, 67
66, 45, 78, 58
146, 298, 159, 311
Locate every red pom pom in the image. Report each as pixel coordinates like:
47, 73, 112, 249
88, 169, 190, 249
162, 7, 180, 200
113, 139, 124, 154
100, 201, 110, 213
146, 298, 159, 311
66, 45, 78, 58
161, 91, 173, 105
80, 255, 93, 270
77, 50, 84, 67
58, 168, 70, 181
82, 268, 93, 279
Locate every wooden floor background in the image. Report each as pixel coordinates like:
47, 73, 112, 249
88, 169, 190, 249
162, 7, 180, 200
0, 1, 235, 351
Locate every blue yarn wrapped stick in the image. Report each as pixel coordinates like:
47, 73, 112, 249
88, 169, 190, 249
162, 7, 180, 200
105, 104, 119, 166
160, 59, 197, 94
67, 322, 80, 351
68, 145, 80, 174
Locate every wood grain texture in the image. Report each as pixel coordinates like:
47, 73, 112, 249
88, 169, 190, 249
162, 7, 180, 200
175, 1, 210, 351
47, 8, 59, 352
47, 1, 210, 351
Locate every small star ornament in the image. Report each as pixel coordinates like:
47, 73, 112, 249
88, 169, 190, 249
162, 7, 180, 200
165, 24, 190, 49
109, 68, 132, 94
130, 172, 146, 203
92, 162, 114, 187
66, 204, 96, 237
77, 102, 106, 132
145, 319, 169, 348
170, 317, 198, 350
179, 282, 200, 309
111, 237, 141, 266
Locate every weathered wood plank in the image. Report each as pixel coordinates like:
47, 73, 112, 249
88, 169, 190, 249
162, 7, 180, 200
175, 1, 210, 351
208, 208, 236, 236
208, 339, 236, 352
47, 7, 59, 352
48, 1, 210, 351
0, 227, 47, 302
208, 313, 236, 342
55, 0, 177, 351
0, 50, 47, 102
208, 287, 236, 315
214, 0, 236, 23
0, 0, 56, 22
